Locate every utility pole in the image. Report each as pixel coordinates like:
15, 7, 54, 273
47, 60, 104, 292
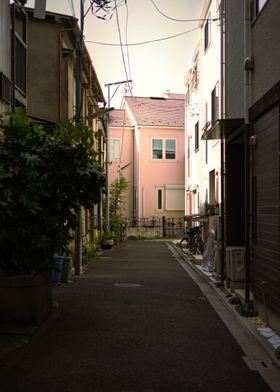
74, 0, 84, 275
104, 79, 132, 233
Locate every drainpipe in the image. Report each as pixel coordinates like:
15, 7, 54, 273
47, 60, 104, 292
220, 0, 226, 280
58, 32, 62, 119
74, 1, 84, 275
244, 0, 252, 304
11, 3, 16, 112
132, 126, 135, 220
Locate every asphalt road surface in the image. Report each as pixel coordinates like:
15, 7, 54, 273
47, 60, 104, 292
1, 241, 278, 392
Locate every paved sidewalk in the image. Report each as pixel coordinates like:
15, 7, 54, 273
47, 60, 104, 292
0, 240, 280, 391
170, 240, 280, 365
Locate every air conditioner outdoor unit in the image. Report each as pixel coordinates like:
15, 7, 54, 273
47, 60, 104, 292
213, 240, 222, 276
226, 246, 245, 281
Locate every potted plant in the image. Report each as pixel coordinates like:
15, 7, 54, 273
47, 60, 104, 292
100, 231, 115, 250
0, 110, 105, 325
109, 172, 129, 243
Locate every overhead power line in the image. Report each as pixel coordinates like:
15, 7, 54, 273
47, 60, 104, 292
148, 0, 219, 23
114, 0, 133, 95
86, 26, 200, 47
85, 0, 126, 20
68, 0, 76, 17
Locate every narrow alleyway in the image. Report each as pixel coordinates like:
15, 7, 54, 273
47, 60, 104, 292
0, 241, 278, 392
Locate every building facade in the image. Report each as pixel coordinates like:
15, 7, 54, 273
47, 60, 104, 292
1, 2, 107, 274
247, 0, 280, 331
0, 0, 11, 114
109, 94, 185, 226
0, 1, 27, 114
185, 0, 222, 234
189, 0, 280, 332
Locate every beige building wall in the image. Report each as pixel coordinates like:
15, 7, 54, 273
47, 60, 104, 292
26, 11, 79, 123
0, 0, 11, 114
251, 0, 280, 103
224, 0, 245, 119
27, 17, 62, 122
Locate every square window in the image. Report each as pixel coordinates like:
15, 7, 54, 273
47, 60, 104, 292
152, 138, 176, 160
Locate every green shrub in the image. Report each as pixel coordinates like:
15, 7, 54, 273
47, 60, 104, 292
0, 110, 105, 275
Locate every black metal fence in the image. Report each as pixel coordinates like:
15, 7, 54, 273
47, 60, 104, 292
87, 214, 210, 240
125, 216, 185, 238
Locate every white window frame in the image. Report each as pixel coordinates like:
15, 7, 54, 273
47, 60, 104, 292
110, 138, 121, 161
194, 121, 199, 153
156, 186, 164, 212
204, 13, 211, 52
152, 138, 176, 161
152, 138, 163, 159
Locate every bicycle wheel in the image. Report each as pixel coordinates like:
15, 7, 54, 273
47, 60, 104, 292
189, 237, 197, 254
179, 238, 190, 254
194, 235, 204, 254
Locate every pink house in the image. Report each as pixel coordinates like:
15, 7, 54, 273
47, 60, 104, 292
108, 94, 185, 223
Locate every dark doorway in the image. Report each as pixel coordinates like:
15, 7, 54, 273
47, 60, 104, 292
225, 142, 245, 246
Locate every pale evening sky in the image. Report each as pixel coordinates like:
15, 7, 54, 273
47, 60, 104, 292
25, 0, 204, 108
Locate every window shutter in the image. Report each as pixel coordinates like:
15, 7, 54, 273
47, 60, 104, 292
166, 186, 185, 211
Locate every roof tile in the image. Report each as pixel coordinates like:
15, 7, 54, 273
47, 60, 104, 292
124, 96, 185, 128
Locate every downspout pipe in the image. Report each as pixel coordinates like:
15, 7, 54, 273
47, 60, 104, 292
244, 0, 252, 304
220, 0, 226, 280
11, 3, 16, 112
74, 1, 84, 275
132, 126, 135, 220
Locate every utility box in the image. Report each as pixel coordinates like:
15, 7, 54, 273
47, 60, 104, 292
226, 246, 245, 281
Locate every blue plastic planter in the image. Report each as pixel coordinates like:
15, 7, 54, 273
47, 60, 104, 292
51, 256, 63, 284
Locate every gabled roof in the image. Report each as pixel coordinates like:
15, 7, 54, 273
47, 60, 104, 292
124, 96, 185, 128
109, 109, 133, 127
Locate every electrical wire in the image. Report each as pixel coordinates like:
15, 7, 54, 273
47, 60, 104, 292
86, 0, 126, 21
114, 0, 133, 96
110, 83, 121, 102
68, 0, 76, 17
118, 105, 127, 163
124, 1, 133, 94
85, 26, 200, 47
148, 0, 219, 23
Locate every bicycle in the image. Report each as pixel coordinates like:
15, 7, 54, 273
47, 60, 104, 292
119, 222, 129, 243
179, 225, 204, 255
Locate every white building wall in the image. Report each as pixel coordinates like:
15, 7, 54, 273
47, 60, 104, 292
184, 0, 222, 216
